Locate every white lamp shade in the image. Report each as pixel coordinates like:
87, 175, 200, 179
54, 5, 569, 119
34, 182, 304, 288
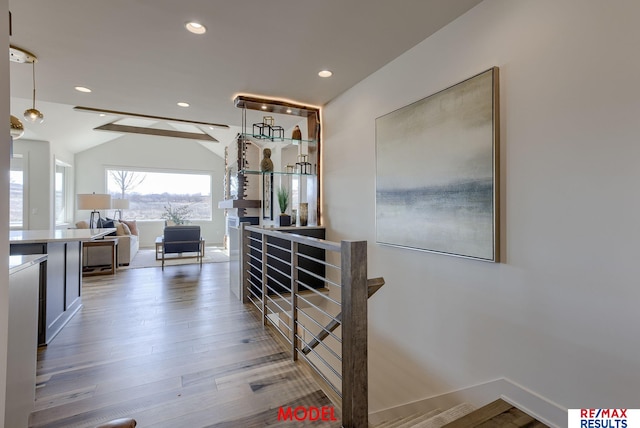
76, 193, 112, 210
112, 198, 129, 209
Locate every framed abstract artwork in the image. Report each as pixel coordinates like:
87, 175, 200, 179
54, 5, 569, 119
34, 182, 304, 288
375, 67, 500, 262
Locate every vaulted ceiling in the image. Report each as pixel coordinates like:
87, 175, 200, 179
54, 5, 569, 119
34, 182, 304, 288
9, 0, 482, 156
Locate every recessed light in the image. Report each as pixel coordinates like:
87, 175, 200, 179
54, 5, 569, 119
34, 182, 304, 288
286, 108, 292, 114
99, 113, 106, 117
261, 105, 267, 110
318, 70, 333, 78
177, 102, 190, 107
75, 86, 92, 93
185, 22, 206, 35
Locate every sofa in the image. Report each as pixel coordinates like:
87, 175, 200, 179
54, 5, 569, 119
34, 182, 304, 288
77, 219, 140, 266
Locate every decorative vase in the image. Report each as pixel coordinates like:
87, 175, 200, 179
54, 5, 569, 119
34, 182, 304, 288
292, 125, 302, 141
291, 209, 297, 226
299, 203, 308, 226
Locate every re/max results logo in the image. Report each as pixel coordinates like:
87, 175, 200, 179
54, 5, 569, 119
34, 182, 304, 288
568, 409, 640, 428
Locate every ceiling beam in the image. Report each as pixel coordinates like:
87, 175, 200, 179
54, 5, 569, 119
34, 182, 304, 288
94, 123, 219, 142
75, 106, 229, 129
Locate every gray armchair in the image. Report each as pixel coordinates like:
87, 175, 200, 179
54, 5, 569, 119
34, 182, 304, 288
162, 225, 204, 270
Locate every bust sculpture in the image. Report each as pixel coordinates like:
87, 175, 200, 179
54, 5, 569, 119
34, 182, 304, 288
261, 148, 274, 172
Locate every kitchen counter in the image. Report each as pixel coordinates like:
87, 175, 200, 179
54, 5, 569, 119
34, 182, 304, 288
9, 228, 115, 345
10, 228, 115, 244
9, 254, 48, 275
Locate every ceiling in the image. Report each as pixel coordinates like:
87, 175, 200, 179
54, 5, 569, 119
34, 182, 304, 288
8, 0, 482, 156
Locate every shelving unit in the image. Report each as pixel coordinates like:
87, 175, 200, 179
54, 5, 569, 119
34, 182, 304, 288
219, 96, 321, 231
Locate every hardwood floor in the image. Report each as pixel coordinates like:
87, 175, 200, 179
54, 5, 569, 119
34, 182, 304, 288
30, 263, 341, 427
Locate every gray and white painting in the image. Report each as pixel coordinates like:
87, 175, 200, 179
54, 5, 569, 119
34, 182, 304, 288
375, 68, 498, 261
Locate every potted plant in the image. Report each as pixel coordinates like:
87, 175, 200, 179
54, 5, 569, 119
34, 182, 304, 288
277, 187, 291, 227
162, 202, 192, 226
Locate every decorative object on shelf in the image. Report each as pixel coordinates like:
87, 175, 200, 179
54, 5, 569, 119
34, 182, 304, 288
260, 148, 274, 172
263, 116, 274, 126
292, 125, 302, 141
285, 164, 295, 173
296, 154, 312, 175
271, 125, 284, 140
161, 202, 192, 225
375, 67, 500, 262
299, 202, 309, 227
10, 115, 24, 140
77, 193, 112, 228
263, 173, 273, 220
291, 209, 297, 226
277, 187, 291, 227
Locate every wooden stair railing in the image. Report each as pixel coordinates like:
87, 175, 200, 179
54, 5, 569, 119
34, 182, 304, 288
302, 277, 385, 355
240, 227, 383, 428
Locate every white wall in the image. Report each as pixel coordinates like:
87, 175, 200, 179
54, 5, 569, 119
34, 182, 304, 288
74, 132, 226, 246
323, 0, 640, 412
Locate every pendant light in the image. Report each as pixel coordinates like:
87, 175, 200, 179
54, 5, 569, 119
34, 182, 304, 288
10, 115, 24, 139
24, 60, 44, 123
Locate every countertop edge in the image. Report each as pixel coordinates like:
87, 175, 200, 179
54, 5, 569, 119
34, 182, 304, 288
9, 254, 48, 276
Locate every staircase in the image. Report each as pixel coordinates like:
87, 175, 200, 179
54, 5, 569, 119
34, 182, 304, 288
372, 403, 476, 428
371, 399, 550, 427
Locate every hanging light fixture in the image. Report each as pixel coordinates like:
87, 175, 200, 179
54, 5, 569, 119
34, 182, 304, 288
24, 59, 44, 123
10, 115, 24, 139
10, 45, 44, 123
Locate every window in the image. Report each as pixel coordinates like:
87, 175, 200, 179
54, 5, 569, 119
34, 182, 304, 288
106, 168, 212, 221
10, 155, 25, 228
55, 160, 72, 225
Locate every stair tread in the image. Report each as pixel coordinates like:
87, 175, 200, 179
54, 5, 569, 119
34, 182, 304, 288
413, 403, 477, 428
393, 408, 444, 428
373, 413, 422, 428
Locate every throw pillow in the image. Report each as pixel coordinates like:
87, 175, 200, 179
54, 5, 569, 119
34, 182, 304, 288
114, 221, 126, 236
120, 222, 132, 235
121, 220, 139, 236
97, 218, 117, 236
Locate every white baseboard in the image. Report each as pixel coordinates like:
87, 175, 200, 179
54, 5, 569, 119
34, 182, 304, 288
368, 378, 566, 427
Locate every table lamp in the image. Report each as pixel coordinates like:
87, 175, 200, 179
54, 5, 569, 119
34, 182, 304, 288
112, 198, 129, 220
77, 193, 112, 228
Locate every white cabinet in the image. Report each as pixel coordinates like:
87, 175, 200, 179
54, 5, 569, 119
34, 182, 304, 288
6, 255, 46, 428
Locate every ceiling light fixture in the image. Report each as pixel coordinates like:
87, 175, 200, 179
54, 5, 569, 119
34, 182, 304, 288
24, 60, 44, 123
10, 115, 24, 140
75, 86, 92, 93
318, 70, 333, 78
177, 102, 190, 107
10, 45, 44, 123
185, 22, 206, 35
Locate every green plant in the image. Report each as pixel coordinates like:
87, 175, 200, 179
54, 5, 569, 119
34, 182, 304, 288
162, 202, 192, 225
277, 187, 289, 214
